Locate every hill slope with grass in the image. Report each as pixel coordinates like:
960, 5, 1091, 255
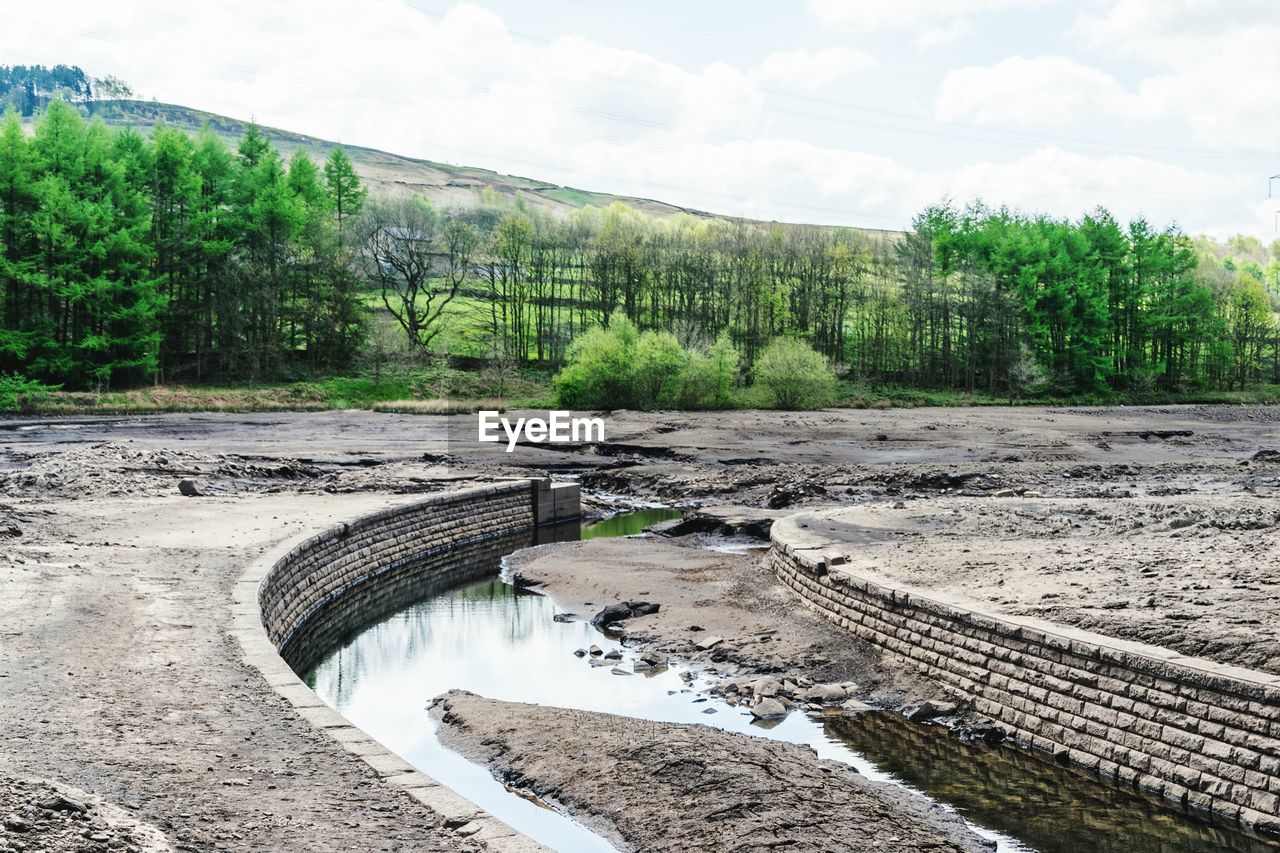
55, 100, 753, 222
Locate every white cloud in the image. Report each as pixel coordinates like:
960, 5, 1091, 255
0, 0, 1272, 237
915, 20, 974, 49
808, 0, 1050, 33
935, 55, 1139, 128
1070, 0, 1280, 150
750, 48, 879, 90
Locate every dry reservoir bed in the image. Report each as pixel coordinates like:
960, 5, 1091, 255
1, 406, 1278, 850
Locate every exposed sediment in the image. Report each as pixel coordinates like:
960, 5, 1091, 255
431, 690, 995, 853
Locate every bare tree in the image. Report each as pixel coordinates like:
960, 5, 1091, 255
357, 198, 477, 354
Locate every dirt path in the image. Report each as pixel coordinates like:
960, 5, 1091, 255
432, 690, 994, 853
0, 489, 479, 852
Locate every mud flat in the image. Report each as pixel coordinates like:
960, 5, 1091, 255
778, 494, 1280, 675
2, 405, 1277, 850
432, 690, 993, 853
507, 536, 945, 716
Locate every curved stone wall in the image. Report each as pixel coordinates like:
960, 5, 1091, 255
235, 478, 579, 853
769, 512, 1280, 835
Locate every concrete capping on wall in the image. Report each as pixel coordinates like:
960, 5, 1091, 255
768, 512, 1280, 835
233, 478, 581, 853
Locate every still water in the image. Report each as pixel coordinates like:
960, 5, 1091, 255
305, 516, 1279, 853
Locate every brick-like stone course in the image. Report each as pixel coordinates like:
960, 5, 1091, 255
768, 533, 1280, 834
259, 479, 579, 670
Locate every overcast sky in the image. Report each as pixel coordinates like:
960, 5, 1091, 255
4, 0, 1278, 237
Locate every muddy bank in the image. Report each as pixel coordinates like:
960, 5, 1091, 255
508, 536, 943, 712
432, 690, 993, 853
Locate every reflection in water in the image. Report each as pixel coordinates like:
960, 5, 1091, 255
825, 713, 1280, 853
304, 512, 1280, 853
580, 507, 683, 539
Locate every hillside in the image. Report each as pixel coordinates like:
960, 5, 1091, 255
66, 99, 725, 220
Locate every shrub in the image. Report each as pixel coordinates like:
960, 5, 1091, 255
0, 373, 59, 414
554, 315, 747, 410
753, 338, 836, 410
553, 313, 640, 408
672, 331, 739, 410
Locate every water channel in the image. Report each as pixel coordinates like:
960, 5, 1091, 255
303, 510, 1280, 853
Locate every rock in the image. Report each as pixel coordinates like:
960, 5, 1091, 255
639, 650, 667, 667
993, 489, 1017, 498
573, 648, 587, 657
892, 501, 906, 509
694, 635, 723, 651
36, 794, 87, 814
610, 667, 631, 676
590, 601, 660, 627
1252, 449, 1280, 463
603, 649, 622, 660
750, 697, 787, 719
1023, 490, 1043, 498
552, 613, 577, 623
177, 479, 203, 497
903, 699, 959, 722
3, 814, 30, 832
751, 677, 782, 698
841, 698, 874, 715
802, 684, 847, 705
588, 645, 603, 657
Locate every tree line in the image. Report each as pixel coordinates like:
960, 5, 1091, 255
0, 100, 368, 387
2, 99, 1278, 402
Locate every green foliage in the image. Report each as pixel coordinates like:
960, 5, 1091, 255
753, 337, 836, 410
672, 332, 740, 410
554, 312, 641, 408
0, 373, 58, 413
554, 312, 747, 410
0, 102, 367, 390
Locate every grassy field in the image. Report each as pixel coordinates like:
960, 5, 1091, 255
4, 366, 556, 417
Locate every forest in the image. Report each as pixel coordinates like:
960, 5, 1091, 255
1, 94, 1278, 411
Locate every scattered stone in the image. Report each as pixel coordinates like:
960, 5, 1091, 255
751, 677, 782, 698
4, 814, 30, 832
588, 645, 603, 657
694, 635, 723, 651
177, 479, 203, 497
993, 489, 1017, 498
750, 697, 787, 719
573, 648, 587, 658
902, 699, 959, 722
841, 698, 874, 715
589, 601, 660, 627
802, 683, 847, 705
36, 793, 88, 814
603, 649, 622, 661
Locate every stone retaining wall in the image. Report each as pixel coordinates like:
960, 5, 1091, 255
236, 478, 579, 853
260, 479, 579, 671
769, 524, 1280, 834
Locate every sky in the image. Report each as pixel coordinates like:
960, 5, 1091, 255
3, 0, 1279, 238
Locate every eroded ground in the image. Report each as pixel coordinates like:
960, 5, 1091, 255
1, 405, 1276, 851
432, 691, 993, 853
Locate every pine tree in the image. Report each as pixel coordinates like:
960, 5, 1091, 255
323, 147, 365, 227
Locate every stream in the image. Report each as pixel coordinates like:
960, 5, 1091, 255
304, 510, 1280, 853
